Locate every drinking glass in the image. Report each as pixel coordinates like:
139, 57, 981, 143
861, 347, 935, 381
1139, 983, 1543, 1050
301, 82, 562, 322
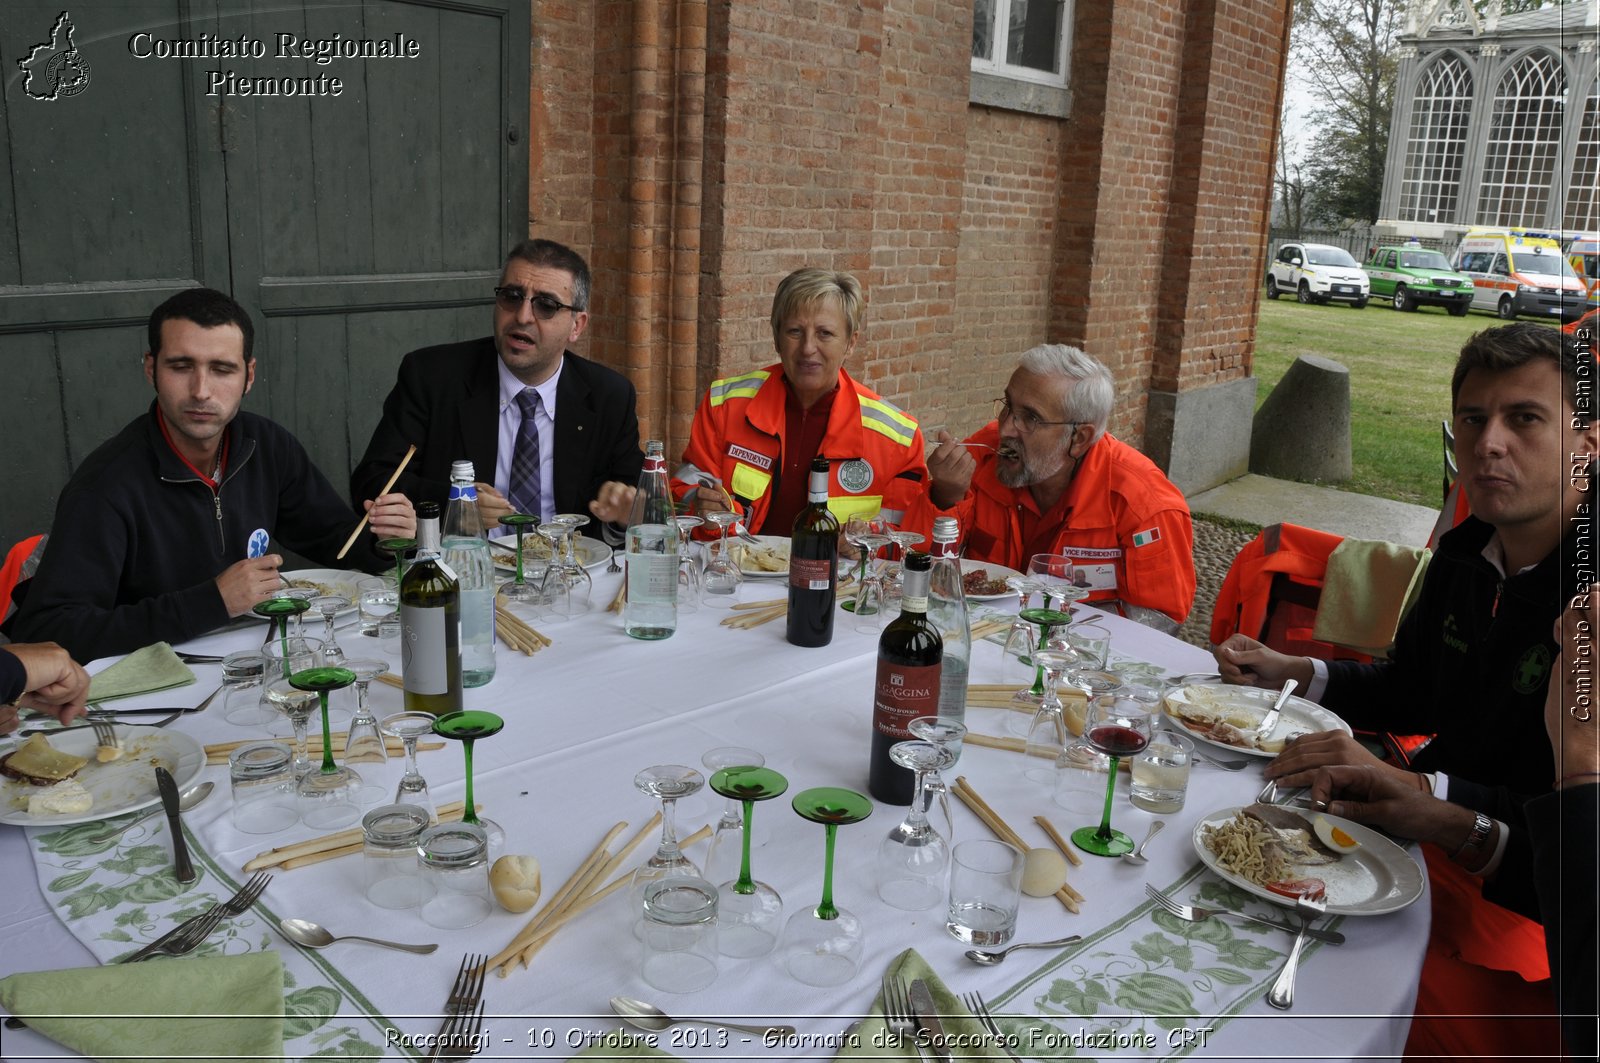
846, 518, 892, 633
1052, 623, 1122, 698
221, 651, 271, 727
708, 766, 788, 958
673, 515, 705, 613
1027, 553, 1075, 611
357, 576, 400, 655
1071, 694, 1155, 856
378, 536, 416, 587
701, 512, 744, 608
261, 636, 323, 777
783, 787, 872, 987
311, 595, 351, 665
433, 711, 506, 855
630, 765, 706, 935
1130, 731, 1193, 813
537, 523, 588, 620
641, 877, 720, 994
290, 666, 364, 829
702, 746, 766, 888
874, 727, 960, 911
497, 513, 547, 610
381, 711, 437, 822
1022, 648, 1076, 783
418, 822, 492, 929
553, 512, 594, 605
945, 839, 1024, 946
880, 529, 926, 620
341, 658, 391, 806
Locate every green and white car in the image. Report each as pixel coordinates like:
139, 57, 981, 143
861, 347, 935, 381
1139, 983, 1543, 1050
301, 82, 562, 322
1363, 244, 1474, 315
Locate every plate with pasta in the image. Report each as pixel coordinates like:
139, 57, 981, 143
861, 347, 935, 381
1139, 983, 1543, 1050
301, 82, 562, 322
1192, 804, 1423, 915
1163, 683, 1350, 758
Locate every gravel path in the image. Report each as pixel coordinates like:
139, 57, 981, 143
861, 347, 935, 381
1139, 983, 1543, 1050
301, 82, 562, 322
1176, 516, 1259, 651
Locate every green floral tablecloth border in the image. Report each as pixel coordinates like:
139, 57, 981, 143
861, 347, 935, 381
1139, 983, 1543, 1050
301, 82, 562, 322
985, 863, 1340, 1061
28, 815, 420, 1060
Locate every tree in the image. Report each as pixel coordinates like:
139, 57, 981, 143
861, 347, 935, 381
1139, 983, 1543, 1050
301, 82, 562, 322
1274, 116, 1309, 235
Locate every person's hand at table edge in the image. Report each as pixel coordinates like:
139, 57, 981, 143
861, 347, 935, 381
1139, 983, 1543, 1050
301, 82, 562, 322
589, 481, 636, 525
1214, 633, 1316, 690
2, 642, 91, 730
1306, 762, 1491, 869
216, 555, 283, 618
1264, 729, 1426, 794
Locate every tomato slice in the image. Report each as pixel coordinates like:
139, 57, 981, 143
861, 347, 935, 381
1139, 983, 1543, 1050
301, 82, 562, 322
1265, 877, 1327, 900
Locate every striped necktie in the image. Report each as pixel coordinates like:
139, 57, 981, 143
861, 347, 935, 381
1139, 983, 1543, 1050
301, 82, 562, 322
507, 388, 543, 520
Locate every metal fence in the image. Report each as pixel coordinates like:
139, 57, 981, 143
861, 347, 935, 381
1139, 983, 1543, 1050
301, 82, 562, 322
1266, 227, 1462, 265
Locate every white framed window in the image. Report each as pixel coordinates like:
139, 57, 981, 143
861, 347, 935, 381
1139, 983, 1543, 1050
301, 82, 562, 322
1564, 74, 1598, 232
1476, 49, 1565, 228
972, 0, 1072, 89
1398, 54, 1473, 224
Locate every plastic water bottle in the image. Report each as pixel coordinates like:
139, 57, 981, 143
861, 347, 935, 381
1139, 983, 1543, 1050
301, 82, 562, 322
442, 460, 497, 687
624, 441, 681, 640
928, 515, 971, 755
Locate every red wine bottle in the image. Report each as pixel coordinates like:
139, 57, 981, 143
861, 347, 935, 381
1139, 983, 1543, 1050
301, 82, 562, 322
869, 551, 942, 805
787, 457, 839, 647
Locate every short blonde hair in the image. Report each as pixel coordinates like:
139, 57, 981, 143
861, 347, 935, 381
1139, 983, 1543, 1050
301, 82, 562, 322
770, 268, 865, 344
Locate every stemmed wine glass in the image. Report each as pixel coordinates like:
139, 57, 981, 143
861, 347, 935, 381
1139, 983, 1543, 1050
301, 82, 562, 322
537, 522, 589, 619
378, 537, 416, 587
381, 711, 437, 821
630, 765, 706, 935
553, 513, 594, 604
875, 716, 965, 911
1027, 553, 1079, 611
702, 746, 766, 887
1071, 694, 1155, 857
881, 528, 926, 619
673, 515, 705, 613
497, 513, 547, 611
261, 636, 323, 776
708, 766, 788, 957
340, 658, 390, 806
255, 589, 312, 649
783, 787, 872, 987
701, 512, 744, 608
1022, 648, 1077, 782
1003, 600, 1074, 735
1050, 622, 1122, 697
845, 517, 892, 632
433, 711, 506, 854
290, 666, 364, 829
310, 595, 351, 664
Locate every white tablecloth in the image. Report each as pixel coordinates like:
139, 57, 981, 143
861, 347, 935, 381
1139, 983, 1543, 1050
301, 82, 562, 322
0, 576, 1428, 1061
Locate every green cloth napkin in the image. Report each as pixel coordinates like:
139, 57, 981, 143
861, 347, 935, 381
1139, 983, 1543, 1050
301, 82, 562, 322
87, 642, 196, 702
0, 952, 284, 1063
1311, 539, 1430, 657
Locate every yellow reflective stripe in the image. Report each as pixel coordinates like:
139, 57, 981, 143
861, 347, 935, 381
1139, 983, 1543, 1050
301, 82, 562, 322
729, 462, 771, 501
827, 496, 882, 524
858, 397, 916, 447
708, 370, 770, 407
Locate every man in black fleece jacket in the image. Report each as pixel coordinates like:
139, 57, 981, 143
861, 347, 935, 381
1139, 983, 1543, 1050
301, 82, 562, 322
6, 289, 415, 661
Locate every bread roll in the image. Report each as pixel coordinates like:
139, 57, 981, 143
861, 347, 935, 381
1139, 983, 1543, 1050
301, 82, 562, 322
1021, 848, 1068, 897
490, 854, 541, 912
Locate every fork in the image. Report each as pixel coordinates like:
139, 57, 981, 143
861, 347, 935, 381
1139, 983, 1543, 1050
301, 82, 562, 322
434, 1000, 486, 1061
960, 992, 1022, 1063
1144, 884, 1344, 944
1266, 892, 1329, 1009
89, 719, 122, 755
428, 954, 487, 1063
879, 972, 930, 1062
121, 872, 273, 963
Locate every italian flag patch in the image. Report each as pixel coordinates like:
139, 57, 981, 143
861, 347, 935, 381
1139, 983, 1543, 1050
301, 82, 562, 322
1132, 528, 1161, 548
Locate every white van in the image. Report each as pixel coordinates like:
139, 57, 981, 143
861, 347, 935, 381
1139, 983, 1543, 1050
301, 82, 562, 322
1453, 229, 1587, 321
1564, 233, 1600, 309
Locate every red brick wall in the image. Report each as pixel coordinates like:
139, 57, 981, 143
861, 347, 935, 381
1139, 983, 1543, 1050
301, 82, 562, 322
525, 0, 1290, 469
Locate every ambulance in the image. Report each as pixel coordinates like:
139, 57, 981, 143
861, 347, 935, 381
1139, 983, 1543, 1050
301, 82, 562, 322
1452, 229, 1588, 321
1565, 232, 1600, 309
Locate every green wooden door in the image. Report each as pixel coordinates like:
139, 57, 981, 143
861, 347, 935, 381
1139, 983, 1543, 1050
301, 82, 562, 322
0, 0, 528, 551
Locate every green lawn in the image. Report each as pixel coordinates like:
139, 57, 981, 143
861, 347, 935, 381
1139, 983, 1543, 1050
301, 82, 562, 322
1249, 298, 1563, 507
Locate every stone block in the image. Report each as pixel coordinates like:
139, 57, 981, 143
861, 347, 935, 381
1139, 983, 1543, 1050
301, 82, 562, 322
1146, 375, 1258, 495
1249, 355, 1352, 482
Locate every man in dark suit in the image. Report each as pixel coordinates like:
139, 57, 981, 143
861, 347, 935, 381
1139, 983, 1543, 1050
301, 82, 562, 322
352, 239, 644, 537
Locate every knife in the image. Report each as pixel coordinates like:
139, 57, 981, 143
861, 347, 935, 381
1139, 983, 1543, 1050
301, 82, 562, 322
907, 979, 952, 1063
156, 767, 196, 883
1254, 678, 1298, 744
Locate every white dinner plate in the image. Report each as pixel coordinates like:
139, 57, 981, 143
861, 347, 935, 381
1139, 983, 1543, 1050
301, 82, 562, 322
1, 725, 207, 827
280, 568, 366, 606
1192, 805, 1424, 916
958, 560, 1026, 601
1163, 683, 1352, 759
488, 536, 613, 574
737, 535, 790, 578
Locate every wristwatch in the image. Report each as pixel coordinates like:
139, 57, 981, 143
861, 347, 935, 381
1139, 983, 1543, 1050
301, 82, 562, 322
1450, 811, 1493, 861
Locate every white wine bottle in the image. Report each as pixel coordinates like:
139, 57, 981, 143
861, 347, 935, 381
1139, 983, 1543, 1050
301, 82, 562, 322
400, 500, 462, 716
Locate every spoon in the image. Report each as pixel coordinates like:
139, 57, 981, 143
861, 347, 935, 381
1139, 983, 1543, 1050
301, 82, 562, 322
609, 995, 796, 1038
278, 918, 438, 954
965, 934, 1084, 966
87, 782, 215, 842
1121, 819, 1165, 865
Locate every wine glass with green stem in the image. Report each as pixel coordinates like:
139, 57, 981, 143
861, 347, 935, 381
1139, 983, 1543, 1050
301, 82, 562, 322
261, 636, 323, 776
290, 665, 364, 829
709, 766, 788, 958
433, 710, 506, 854
783, 787, 872, 986
254, 589, 312, 649
1004, 600, 1073, 735
1071, 694, 1155, 857
702, 746, 765, 886
497, 513, 546, 609
379, 537, 416, 587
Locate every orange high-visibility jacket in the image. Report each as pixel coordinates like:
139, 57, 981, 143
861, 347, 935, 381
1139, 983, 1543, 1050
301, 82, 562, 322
955, 423, 1196, 625
1209, 522, 1350, 654
671, 366, 933, 533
